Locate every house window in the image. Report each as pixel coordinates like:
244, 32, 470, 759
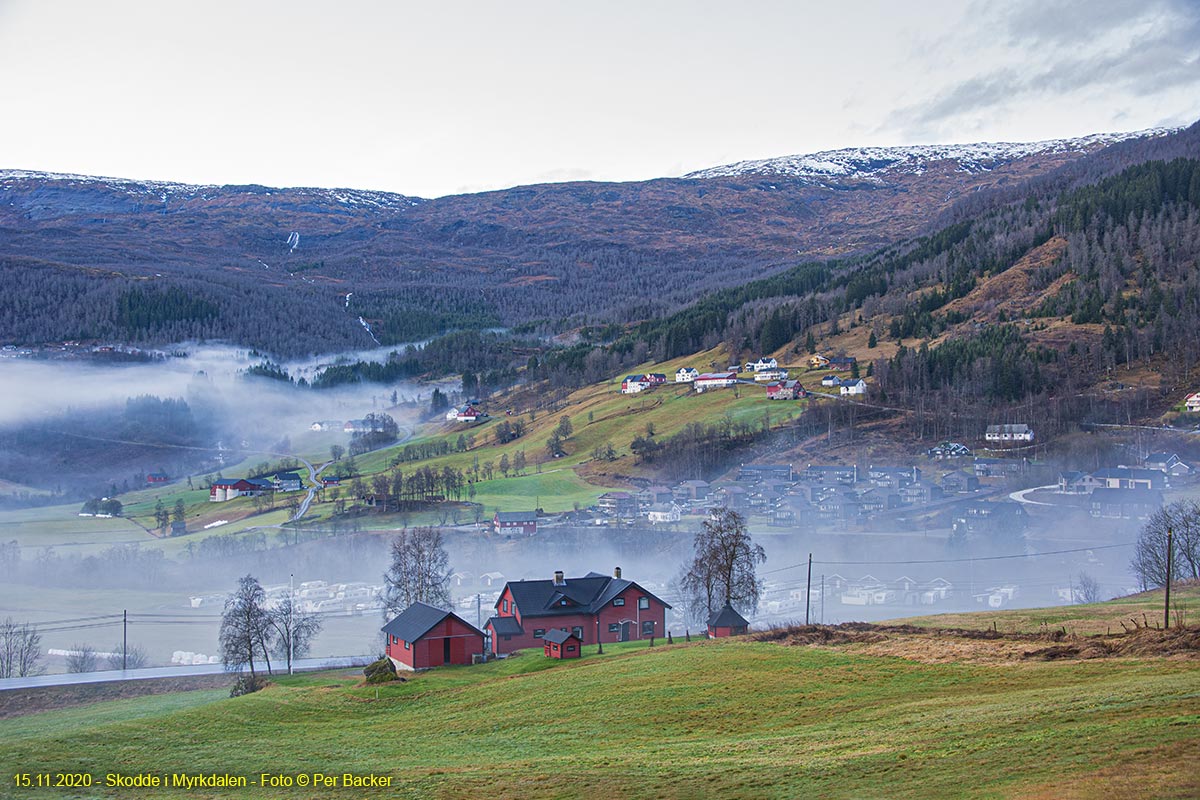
567, 646, 576, 652
533, 629, 545, 638
613, 598, 625, 607
572, 626, 583, 641
502, 635, 511, 641
638, 597, 650, 610
642, 621, 655, 637
502, 599, 509, 613
608, 623, 620, 633
404, 641, 410, 650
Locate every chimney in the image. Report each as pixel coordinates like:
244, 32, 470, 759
553, 570, 565, 586
614, 566, 622, 579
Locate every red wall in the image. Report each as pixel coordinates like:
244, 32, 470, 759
386, 616, 483, 670
490, 586, 668, 654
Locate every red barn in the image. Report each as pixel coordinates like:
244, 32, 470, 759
493, 511, 537, 536
706, 603, 750, 638
484, 567, 670, 655
381, 602, 485, 671
146, 472, 168, 484
542, 628, 582, 659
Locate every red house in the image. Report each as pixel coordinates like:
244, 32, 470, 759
542, 628, 582, 659
381, 602, 485, 671
146, 472, 168, 484
706, 603, 750, 638
484, 567, 671, 655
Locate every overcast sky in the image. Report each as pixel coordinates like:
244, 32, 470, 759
1, 0, 1196, 197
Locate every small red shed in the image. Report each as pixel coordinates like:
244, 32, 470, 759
706, 603, 750, 638
542, 628, 582, 659
381, 602, 485, 671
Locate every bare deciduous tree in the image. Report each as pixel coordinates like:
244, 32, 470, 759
1131, 500, 1200, 590
65, 644, 98, 673
268, 596, 322, 673
219, 575, 274, 683
382, 527, 451, 618
1076, 571, 1102, 604
677, 507, 766, 625
106, 643, 148, 671
0, 617, 43, 678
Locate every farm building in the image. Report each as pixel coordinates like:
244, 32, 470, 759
454, 404, 487, 423
381, 602, 485, 671
273, 473, 303, 492
146, 472, 168, 484
706, 603, 749, 638
493, 511, 537, 536
828, 356, 857, 371
484, 567, 670, 655
839, 379, 867, 395
694, 372, 738, 391
542, 628, 582, 659
820, 375, 841, 387
209, 478, 257, 502
765, 380, 803, 399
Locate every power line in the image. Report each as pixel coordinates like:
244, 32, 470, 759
761, 542, 1133, 573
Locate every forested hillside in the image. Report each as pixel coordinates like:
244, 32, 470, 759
0, 129, 1181, 356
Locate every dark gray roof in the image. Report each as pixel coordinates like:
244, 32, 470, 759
542, 629, 579, 645
500, 573, 671, 619
1091, 487, 1164, 504
484, 616, 523, 636
707, 603, 749, 628
496, 511, 537, 523
381, 602, 482, 642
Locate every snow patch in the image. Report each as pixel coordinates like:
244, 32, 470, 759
683, 128, 1180, 183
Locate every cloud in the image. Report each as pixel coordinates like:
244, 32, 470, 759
890, 0, 1200, 137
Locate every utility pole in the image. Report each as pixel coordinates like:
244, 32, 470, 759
805, 553, 813, 625
1164, 527, 1174, 629
476, 594, 481, 629
122, 609, 127, 671
820, 575, 825, 625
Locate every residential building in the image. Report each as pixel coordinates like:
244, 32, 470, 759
765, 380, 803, 399
675, 367, 699, 383
737, 464, 795, 483
597, 491, 638, 518
984, 424, 1034, 442
746, 357, 779, 372
694, 372, 739, 391
839, 379, 867, 395
1089, 488, 1163, 519
542, 628, 582, 659
484, 567, 671, 655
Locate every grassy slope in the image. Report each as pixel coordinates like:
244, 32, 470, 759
2, 596, 1198, 800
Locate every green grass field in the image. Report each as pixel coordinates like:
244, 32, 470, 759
2, 594, 1197, 799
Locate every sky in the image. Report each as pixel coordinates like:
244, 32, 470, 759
0, 0, 1197, 198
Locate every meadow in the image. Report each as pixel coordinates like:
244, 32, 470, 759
1, 592, 1197, 799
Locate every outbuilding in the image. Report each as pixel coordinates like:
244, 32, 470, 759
381, 602, 485, 671
542, 628, 582, 659
706, 603, 750, 638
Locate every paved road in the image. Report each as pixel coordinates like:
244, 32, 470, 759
1009, 485, 1060, 506
294, 457, 332, 521
0, 655, 373, 691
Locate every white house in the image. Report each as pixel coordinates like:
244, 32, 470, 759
746, 357, 779, 372
694, 372, 739, 391
754, 368, 789, 382
621, 375, 650, 394
820, 375, 841, 388
1187, 392, 1200, 413
839, 379, 867, 395
675, 367, 699, 383
646, 502, 683, 524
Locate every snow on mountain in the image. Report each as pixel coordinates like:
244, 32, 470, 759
0, 169, 423, 209
683, 129, 1180, 183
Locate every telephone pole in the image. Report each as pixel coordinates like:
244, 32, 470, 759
805, 553, 813, 625
1164, 527, 1174, 629
122, 609, 127, 671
